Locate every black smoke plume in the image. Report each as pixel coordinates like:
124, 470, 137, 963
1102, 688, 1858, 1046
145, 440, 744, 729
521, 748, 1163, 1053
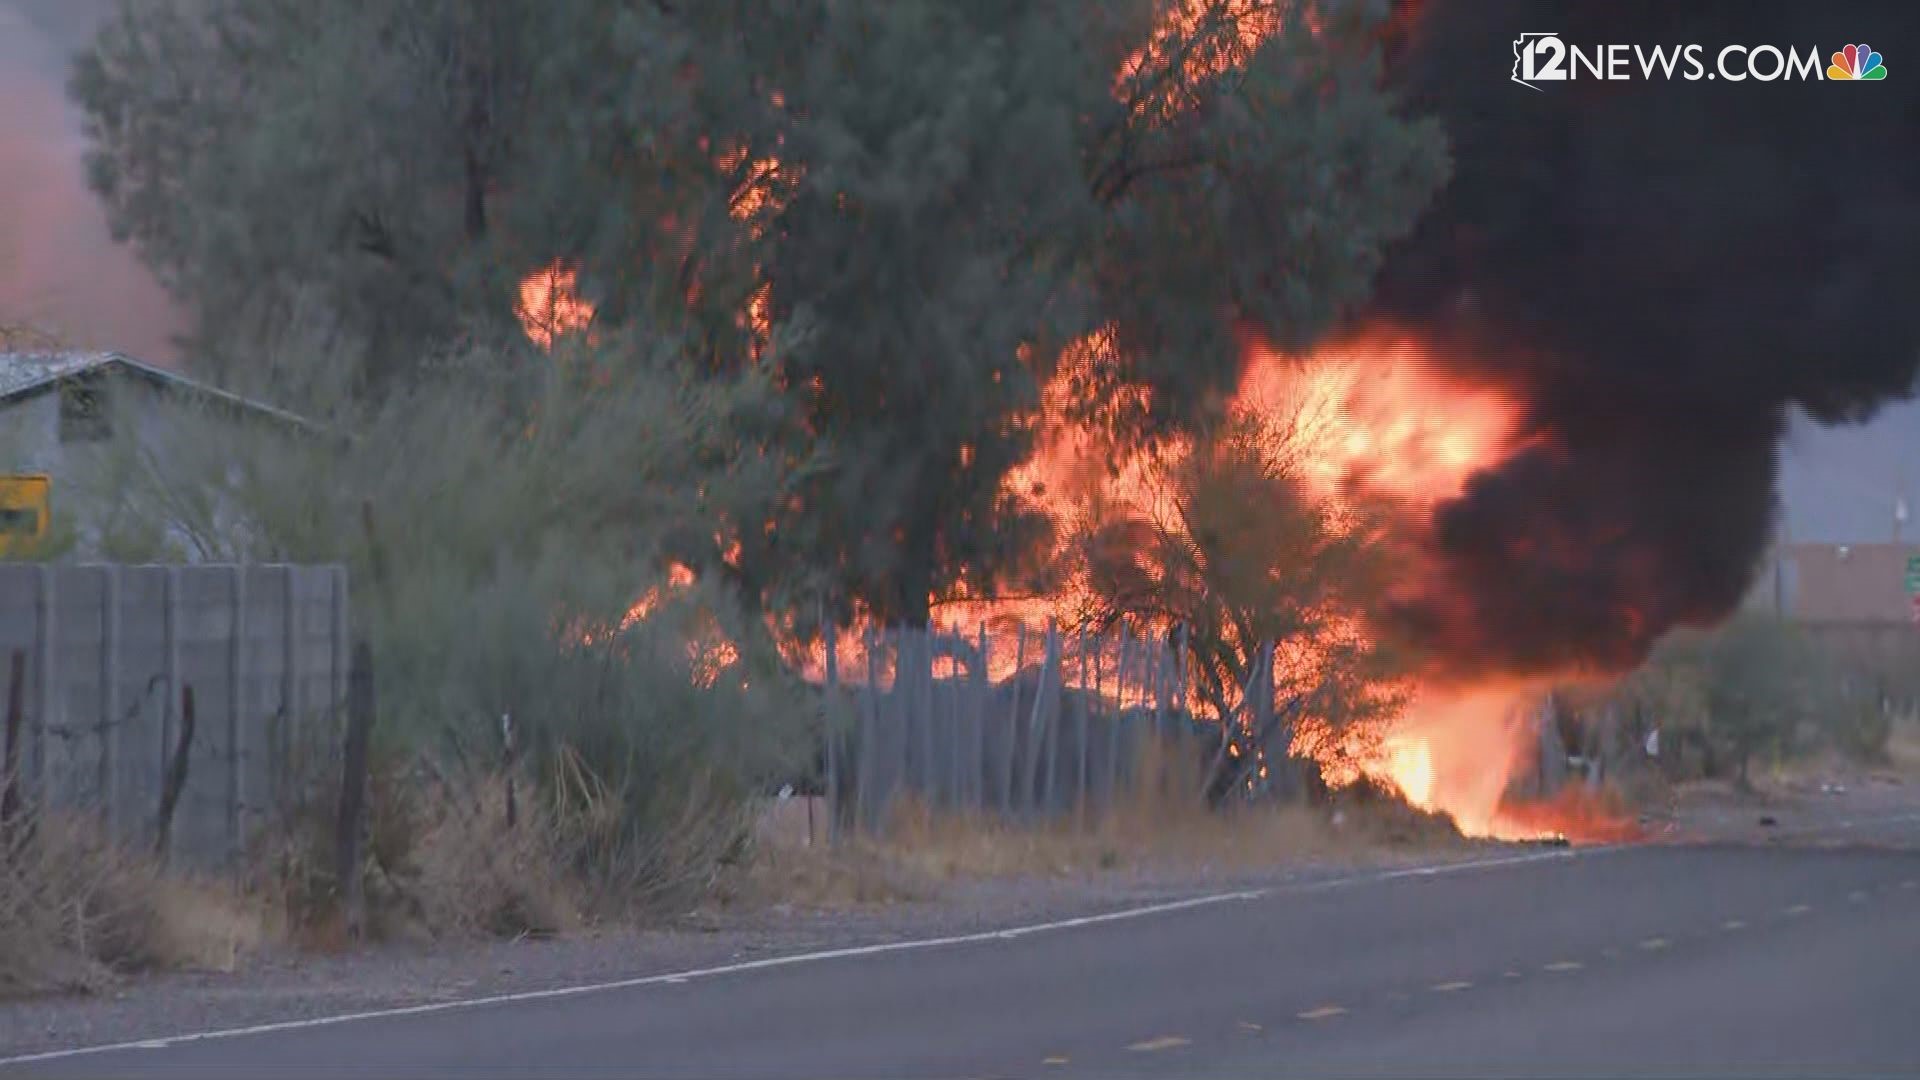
1370, 0, 1920, 677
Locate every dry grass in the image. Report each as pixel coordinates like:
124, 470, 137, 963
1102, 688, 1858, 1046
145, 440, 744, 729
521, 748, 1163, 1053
737, 739, 1471, 909
0, 814, 266, 998
374, 767, 581, 942
260, 743, 769, 948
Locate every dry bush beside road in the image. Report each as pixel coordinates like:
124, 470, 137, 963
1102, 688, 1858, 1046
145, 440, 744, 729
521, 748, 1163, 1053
0, 814, 264, 997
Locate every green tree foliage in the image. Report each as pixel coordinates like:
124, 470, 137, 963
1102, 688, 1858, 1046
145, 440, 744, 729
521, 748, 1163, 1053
73, 0, 1448, 627
71, 0, 548, 384
79, 330, 808, 900
1621, 615, 1891, 787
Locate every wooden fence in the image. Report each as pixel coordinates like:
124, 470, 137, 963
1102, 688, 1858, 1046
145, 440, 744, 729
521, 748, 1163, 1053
818, 622, 1244, 835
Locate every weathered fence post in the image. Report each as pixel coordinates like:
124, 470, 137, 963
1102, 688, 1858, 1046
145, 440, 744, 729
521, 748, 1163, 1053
1144, 626, 1159, 734
2, 650, 24, 841
944, 629, 961, 808
823, 621, 839, 843
1037, 620, 1060, 814
101, 565, 120, 835
155, 684, 196, 861
890, 627, 912, 817
857, 626, 878, 833
281, 566, 301, 817
33, 566, 55, 799
161, 567, 180, 834
1075, 629, 1089, 821
1002, 624, 1026, 814
227, 565, 248, 866
336, 641, 375, 940
918, 628, 935, 803
1107, 630, 1126, 811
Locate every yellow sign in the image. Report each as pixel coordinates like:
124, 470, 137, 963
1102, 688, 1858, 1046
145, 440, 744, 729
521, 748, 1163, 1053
0, 474, 50, 556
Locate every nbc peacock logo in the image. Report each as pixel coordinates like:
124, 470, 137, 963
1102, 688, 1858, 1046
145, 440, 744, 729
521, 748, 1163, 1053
1827, 43, 1887, 81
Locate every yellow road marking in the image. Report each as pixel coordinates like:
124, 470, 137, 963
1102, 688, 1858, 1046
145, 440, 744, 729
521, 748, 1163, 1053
1237, 1021, 1263, 1033
1297, 1005, 1347, 1021
1722, 919, 1747, 931
1042, 1056, 1070, 1066
1430, 980, 1473, 993
1543, 961, 1584, 972
1785, 903, 1812, 916
1639, 937, 1669, 951
1126, 1036, 1190, 1053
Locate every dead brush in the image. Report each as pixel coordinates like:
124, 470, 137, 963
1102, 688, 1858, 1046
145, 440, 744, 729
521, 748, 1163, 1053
544, 743, 758, 917
390, 759, 579, 939
0, 810, 264, 997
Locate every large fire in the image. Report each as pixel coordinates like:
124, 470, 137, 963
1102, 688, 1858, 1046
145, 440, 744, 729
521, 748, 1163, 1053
1000, 329, 1628, 842
513, 1, 1639, 845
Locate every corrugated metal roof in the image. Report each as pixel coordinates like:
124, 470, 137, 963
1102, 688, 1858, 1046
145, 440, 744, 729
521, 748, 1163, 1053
0, 350, 120, 401
0, 351, 318, 430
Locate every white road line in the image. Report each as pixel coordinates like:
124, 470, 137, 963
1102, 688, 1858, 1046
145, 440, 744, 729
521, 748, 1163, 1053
0, 845, 1613, 1067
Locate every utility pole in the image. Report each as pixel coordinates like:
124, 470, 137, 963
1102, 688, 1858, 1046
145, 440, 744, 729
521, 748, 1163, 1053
1895, 452, 1909, 543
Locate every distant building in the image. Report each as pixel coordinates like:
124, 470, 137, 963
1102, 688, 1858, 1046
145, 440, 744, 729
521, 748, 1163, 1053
1763, 541, 1920, 684
0, 351, 315, 558
1778, 542, 1920, 625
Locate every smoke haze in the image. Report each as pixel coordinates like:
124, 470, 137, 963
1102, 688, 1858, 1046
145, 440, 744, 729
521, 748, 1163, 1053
0, 0, 179, 361
1374, 0, 1920, 676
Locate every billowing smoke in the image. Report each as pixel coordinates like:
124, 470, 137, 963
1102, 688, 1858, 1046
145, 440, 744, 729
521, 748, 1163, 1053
1370, 0, 1920, 677
0, 0, 179, 360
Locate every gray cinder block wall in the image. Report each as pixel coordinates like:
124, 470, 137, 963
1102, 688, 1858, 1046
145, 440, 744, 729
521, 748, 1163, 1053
0, 563, 348, 866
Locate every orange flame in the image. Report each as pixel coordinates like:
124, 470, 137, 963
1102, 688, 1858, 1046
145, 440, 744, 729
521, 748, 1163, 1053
1117, 0, 1285, 114
511, 8, 1630, 843
516, 261, 595, 349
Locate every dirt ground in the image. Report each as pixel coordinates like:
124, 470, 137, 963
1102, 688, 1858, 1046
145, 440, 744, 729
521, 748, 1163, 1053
1652, 717, 1920, 846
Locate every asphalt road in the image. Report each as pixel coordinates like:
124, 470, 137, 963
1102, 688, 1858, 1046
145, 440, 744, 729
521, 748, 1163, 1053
8, 828, 1920, 1078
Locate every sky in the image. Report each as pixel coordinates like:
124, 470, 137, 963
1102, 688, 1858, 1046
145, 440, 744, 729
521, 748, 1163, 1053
1781, 403, 1920, 545
0, 0, 180, 361
1, 0, 1913, 545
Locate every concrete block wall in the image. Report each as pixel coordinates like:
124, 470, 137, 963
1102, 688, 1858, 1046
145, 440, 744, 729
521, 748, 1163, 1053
0, 563, 348, 867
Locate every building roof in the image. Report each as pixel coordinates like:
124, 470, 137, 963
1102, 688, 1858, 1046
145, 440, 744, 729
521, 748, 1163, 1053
0, 351, 318, 431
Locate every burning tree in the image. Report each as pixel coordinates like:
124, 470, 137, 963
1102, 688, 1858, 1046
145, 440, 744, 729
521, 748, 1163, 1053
72, 0, 1448, 634
1069, 393, 1410, 769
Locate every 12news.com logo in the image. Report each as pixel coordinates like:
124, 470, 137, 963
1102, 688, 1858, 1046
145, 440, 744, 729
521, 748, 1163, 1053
1513, 33, 1886, 90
